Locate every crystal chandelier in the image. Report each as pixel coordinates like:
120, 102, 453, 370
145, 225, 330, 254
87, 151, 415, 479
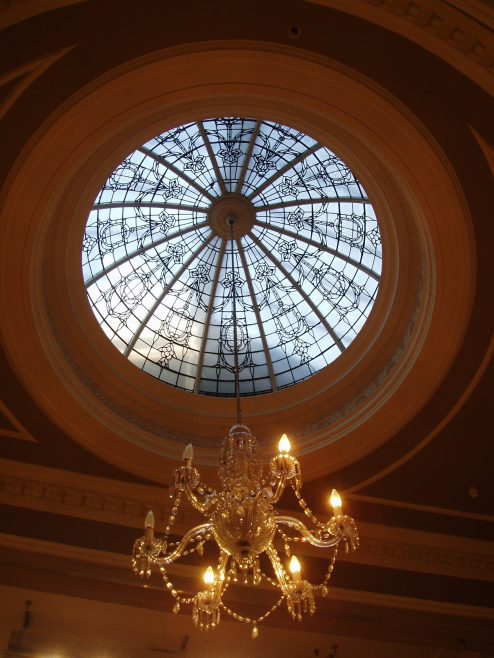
131, 216, 359, 638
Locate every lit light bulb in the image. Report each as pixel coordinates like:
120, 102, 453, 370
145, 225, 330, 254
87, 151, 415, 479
289, 555, 301, 580
144, 510, 155, 529
278, 433, 291, 454
330, 489, 342, 516
203, 565, 215, 586
183, 443, 194, 463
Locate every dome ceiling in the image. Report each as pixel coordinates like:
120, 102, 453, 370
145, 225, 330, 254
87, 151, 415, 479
83, 118, 381, 396
0, 2, 483, 482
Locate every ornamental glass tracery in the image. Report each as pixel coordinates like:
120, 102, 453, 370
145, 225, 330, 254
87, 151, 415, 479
82, 118, 382, 396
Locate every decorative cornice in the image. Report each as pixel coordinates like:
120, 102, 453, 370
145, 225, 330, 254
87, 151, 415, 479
349, 491, 494, 522
308, 0, 494, 92
357, 529, 494, 582
367, 0, 494, 66
0, 459, 492, 585
0, 532, 493, 621
0, 458, 188, 530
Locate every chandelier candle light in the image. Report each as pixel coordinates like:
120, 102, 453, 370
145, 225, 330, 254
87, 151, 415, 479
132, 215, 359, 637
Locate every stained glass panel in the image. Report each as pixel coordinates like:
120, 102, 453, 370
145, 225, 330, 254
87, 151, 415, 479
82, 118, 382, 396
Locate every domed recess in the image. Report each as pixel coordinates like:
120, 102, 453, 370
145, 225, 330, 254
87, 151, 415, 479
82, 118, 382, 396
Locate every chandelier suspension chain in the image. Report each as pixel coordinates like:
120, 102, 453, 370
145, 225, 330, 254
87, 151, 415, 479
228, 218, 242, 424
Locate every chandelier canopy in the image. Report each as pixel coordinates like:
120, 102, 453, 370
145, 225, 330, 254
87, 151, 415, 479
131, 213, 360, 637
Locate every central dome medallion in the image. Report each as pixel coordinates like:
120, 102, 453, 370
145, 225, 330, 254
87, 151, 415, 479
82, 118, 382, 396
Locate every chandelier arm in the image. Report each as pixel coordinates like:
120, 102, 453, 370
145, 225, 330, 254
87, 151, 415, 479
151, 523, 212, 566
275, 515, 340, 548
212, 550, 230, 603
253, 478, 285, 506
216, 550, 229, 585
269, 473, 287, 504
172, 465, 218, 513
182, 486, 217, 514
265, 544, 291, 597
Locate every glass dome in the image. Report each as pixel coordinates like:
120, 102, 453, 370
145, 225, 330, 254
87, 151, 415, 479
82, 118, 382, 396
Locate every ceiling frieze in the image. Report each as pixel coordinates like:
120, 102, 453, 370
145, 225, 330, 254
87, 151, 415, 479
308, 0, 494, 92
1, 460, 492, 586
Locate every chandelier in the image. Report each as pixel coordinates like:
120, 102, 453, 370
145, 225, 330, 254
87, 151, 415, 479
131, 215, 359, 638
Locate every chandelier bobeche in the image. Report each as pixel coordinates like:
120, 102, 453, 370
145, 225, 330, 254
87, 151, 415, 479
132, 427, 358, 637
131, 216, 359, 638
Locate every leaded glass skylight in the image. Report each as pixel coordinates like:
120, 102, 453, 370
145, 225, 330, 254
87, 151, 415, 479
82, 118, 382, 396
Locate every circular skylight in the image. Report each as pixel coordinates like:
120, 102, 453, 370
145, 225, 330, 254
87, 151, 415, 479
82, 118, 382, 396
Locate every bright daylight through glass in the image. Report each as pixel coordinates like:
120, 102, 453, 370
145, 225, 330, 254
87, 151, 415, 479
82, 118, 382, 396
